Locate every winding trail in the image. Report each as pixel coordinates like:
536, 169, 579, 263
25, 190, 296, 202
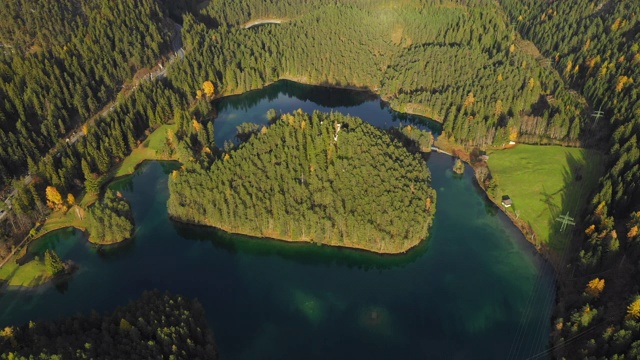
243, 19, 286, 29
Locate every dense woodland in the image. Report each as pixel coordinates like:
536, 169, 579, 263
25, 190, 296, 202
0, 0, 176, 189
169, 111, 436, 253
499, 0, 640, 358
86, 190, 134, 244
170, 0, 585, 150
0, 291, 218, 359
0, 0, 638, 357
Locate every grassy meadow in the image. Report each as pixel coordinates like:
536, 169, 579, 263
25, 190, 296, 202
0, 257, 52, 287
114, 124, 175, 177
488, 145, 604, 251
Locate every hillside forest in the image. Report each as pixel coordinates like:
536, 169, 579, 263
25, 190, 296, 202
0, 0, 638, 358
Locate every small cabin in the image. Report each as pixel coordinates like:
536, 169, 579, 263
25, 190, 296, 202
480, 155, 489, 162
502, 195, 513, 207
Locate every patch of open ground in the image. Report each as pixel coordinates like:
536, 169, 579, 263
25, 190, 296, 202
488, 145, 605, 252
0, 257, 51, 287
115, 124, 175, 177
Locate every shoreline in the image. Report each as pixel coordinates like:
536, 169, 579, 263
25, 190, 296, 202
10, 78, 555, 287
168, 215, 427, 256
433, 140, 563, 273
209, 78, 556, 270
217, 77, 443, 124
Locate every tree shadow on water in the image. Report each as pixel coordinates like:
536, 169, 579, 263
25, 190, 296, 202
171, 220, 432, 271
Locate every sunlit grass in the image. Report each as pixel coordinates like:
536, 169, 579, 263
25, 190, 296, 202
0, 258, 51, 287
114, 124, 176, 177
488, 145, 604, 251
37, 206, 86, 237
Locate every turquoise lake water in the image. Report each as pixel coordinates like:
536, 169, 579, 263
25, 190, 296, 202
0, 81, 554, 359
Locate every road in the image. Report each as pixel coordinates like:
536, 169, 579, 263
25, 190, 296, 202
243, 19, 285, 29
0, 22, 184, 223
66, 22, 184, 147
0, 175, 32, 222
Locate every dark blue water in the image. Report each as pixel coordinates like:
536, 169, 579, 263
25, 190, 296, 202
0, 82, 554, 360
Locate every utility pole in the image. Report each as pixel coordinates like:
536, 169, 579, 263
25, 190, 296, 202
591, 105, 605, 127
556, 211, 576, 232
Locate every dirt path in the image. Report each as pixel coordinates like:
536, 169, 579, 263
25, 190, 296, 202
243, 19, 286, 29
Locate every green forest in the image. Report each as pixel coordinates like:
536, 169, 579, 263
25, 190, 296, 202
0, 0, 638, 357
169, 111, 436, 253
86, 190, 134, 244
499, 0, 640, 358
0, 0, 174, 189
172, 0, 585, 149
0, 291, 218, 359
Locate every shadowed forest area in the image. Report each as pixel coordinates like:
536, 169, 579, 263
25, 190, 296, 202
0, 291, 218, 360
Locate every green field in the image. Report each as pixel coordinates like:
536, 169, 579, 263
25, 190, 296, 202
0, 258, 51, 287
488, 145, 604, 251
114, 124, 175, 177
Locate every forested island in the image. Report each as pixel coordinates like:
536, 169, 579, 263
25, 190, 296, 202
0, 0, 639, 357
169, 111, 436, 253
0, 291, 218, 359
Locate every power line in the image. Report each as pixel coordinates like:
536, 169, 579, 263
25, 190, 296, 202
591, 105, 605, 127
556, 212, 575, 232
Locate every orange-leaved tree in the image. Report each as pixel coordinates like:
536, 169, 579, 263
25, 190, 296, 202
46, 186, 64, 210
585, 278, 605, 298
203, 81, 215, 97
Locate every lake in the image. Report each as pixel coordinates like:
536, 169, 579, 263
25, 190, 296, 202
0, 81, 554, 359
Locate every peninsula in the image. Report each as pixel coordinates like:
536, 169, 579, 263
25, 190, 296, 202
168, 110, 436, 253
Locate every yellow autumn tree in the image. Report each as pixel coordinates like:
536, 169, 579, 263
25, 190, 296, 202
586, 57, 599, 73
119, 318, 132, 331
628, 226, 638, 239
585, 224, 596, 236
494, 100, 503, 117
628, 298, 640, 319
509, 127, 518, 141
46, 186, 64, 210
167, 128, 175, 148
67, 193, 75, 206
0, 326, 13, 338
195, 89, 203, 100
528, 78, 535, 89
585, 278, 605, 298
203, 81, 215, 97
564, 60, 573, 77
463, 92, 475, 108
616, 76, 632, 92
192, 119, 202, 132
611, 18, 622, 31
599, 62, 609, 79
